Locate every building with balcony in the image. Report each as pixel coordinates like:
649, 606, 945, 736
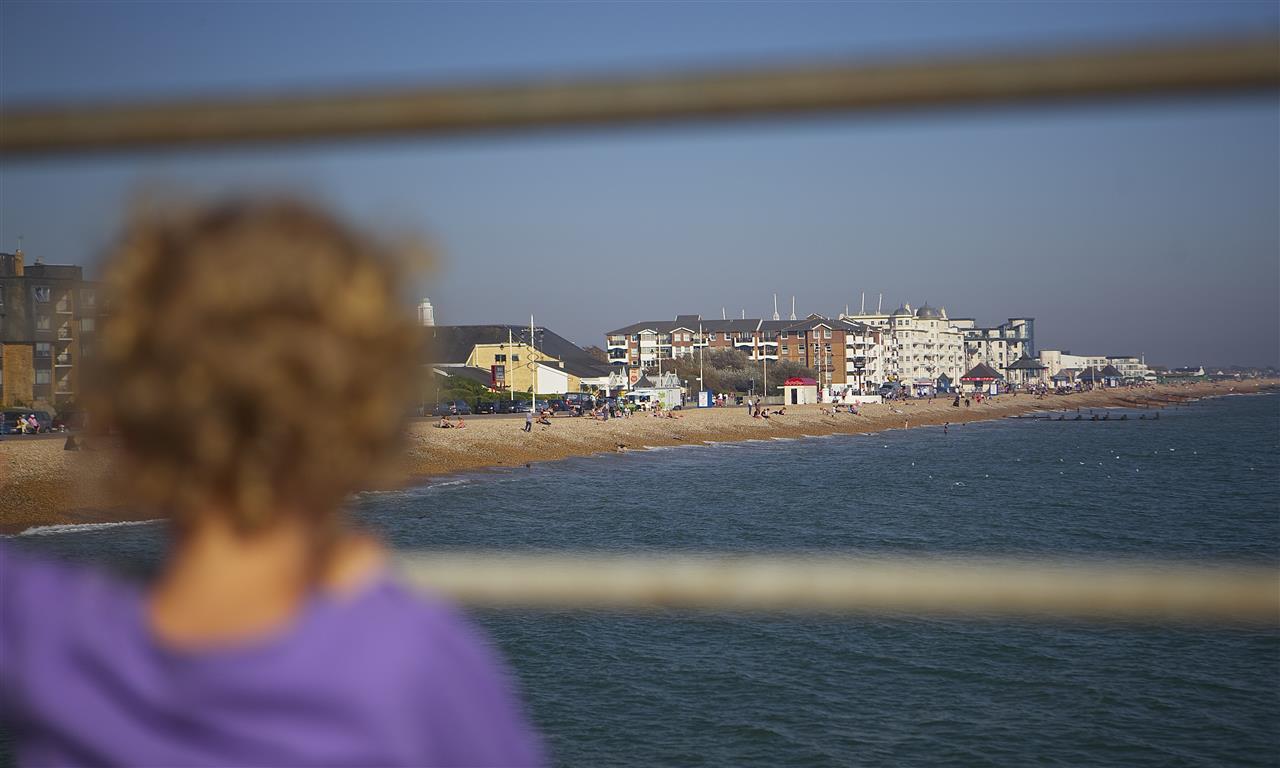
1, 249, 99, 408
605, 315, 767, 370
951, 316, 1035, 373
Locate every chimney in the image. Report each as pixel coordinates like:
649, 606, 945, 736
13, 242, 23, 276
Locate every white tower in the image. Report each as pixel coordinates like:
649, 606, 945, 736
773, 294, 780, 322
417, 298, 435, 327
789, 296, 796, 322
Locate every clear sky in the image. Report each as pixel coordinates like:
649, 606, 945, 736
1, 1, 1277, 367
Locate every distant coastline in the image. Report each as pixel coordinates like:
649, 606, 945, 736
2, 380, 1275, 535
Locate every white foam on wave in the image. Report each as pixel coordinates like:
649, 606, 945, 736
15, 518, 164, 537
428, 479, 471, 489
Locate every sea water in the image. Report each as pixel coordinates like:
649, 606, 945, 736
6, 393, 1278, 766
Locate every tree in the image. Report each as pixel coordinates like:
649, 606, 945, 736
662, 348, 815, 395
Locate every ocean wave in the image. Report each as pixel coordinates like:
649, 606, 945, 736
15, 519, 164, 537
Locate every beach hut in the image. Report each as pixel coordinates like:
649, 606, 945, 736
1077, 367, 1104, 389
1051, 368, 1079, 390
936, 372, 954, 394
1005, 355, 1048, 388
960, 363, 1003, 395
782, 377, 820, 405
1099, 365, 1124, 388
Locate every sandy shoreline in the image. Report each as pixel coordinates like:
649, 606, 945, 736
2, 380, 1274, 534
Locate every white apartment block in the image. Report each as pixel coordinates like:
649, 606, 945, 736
951, 317, 1035, 373
842, 303, 965, 386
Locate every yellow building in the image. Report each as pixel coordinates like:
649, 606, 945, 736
427, 324, 614, 396
465, 342, 577, 394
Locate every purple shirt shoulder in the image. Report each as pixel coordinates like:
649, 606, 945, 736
0, 542, 543, 767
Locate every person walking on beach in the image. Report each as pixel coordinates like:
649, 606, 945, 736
524, 409, 533, 433
0, 201, 541, 767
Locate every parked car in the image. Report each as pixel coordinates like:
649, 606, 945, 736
1, 409, 50, 434
511, 400, 532, 413
473, 401, 497, 414
2, 410, 28, 434
878, 381, 905, 397
430, 400, 473, 417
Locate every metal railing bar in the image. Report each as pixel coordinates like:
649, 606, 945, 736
2, 35, 1277, 155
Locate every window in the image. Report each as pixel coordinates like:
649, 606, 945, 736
495, 354, 507, 362
781, 345, 789, 355
35, 342, 52, 357
511, 354, 520, 362
36, 315, 51, 330
0, 287, 4, 310
80, 318, 95, 333
33, 286, 51, 303
36, 369, 51, 385
780, 331, 788, 339
81, 289, 96, 308
824, 329, 832, 339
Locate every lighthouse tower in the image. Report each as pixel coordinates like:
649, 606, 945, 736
417, 298, 435, 327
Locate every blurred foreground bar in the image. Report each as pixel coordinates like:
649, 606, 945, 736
396, 553, 1280, 623
2, 35, 1277, 155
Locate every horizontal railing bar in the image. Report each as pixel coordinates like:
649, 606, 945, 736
394, 553, 1279, 623
2, 35, 1277, 155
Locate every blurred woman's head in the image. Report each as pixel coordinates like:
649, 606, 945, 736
90, 200, 420, 533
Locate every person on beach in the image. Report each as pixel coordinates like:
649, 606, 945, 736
0, 201, 541, 767
524, 409, 534, 432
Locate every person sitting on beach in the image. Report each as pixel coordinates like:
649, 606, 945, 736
437, 415, 453, 428
0, 201, 541, 767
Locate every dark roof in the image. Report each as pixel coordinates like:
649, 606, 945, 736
608, 317, 761, 335
915, 304, 942, 320
441, 366, 495, 387
781, 316, 835, 333
1099, 365, 1123, 377
1077, 367, 1102, 381
836, 318, 877, 334
427, 325, 612, 379
632, 374, 654, 389
961, 363, 1004, 381
1006, 355, 1047, 370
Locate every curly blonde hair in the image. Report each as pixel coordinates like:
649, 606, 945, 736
89, 200, 421, 531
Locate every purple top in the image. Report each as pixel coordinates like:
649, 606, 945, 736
0, 543, 543, 767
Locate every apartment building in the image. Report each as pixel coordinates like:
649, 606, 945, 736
776, 315, 846, 387
605, 316, 764, 368
1, 250, 99, 408
951, 317, 1035, 374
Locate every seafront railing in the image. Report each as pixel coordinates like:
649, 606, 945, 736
1, 35, 1276, 155
395, 553, 1279, 623
3, 35, 1277, 623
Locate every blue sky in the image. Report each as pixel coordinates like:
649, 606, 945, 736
1, 1, 1277, 366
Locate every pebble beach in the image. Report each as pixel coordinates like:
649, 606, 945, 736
1, 380, 1272, 534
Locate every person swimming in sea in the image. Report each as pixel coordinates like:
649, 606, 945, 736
0, 201, 542, 767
